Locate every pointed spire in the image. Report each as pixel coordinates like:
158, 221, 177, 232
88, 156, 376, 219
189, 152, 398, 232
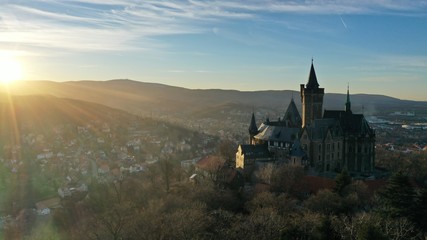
345, 83, 351, 112
306, 59, 319, 89
248, 112, 258, 135
284, 98, 302, 128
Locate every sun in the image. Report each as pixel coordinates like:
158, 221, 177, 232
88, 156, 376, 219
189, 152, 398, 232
0, 56, 23, 84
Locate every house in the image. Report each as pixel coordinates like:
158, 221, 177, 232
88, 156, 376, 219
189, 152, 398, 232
236, 144, 273, 179
35, 197, 61, 215
98, 164, 110, 174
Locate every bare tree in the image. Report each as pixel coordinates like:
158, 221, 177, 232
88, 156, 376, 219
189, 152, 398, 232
255, 164, 274, 184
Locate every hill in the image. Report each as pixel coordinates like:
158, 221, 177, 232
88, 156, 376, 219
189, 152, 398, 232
0, 93, 209, 150
0, 93, 131, 142
7, 80, 427, 118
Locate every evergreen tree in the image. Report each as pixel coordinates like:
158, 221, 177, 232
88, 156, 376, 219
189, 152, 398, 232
334, 170, 351, 196
377, 172, 416, 219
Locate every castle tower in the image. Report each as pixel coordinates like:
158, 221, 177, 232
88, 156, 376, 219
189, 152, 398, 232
300, 60, 324, 127
248, 112, 258, 144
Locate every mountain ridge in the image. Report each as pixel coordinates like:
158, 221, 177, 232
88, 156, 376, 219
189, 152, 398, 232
6, 79, 426, 117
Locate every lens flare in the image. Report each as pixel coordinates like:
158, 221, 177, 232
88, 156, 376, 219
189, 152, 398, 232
0, 56, 23, 84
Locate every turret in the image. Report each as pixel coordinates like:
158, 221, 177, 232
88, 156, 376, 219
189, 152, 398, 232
345, 85, 352, 113
248, 112, 258, 144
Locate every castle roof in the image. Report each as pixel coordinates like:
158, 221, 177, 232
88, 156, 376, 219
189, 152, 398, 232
249, 112, 258, 135
239, 144, 271, 159
283, 98, 302, 128
323, 110, 374, 136
306, 62, 320, 89
255, 123, 300, 142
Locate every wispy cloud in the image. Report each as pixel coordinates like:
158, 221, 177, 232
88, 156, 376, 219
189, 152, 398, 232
1, 0, 426, 55
357, 75, 423, 84
356, 55, 427, 72
378, 55, 427, 69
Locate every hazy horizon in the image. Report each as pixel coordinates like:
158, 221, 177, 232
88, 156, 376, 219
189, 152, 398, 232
10, 78, 424, 102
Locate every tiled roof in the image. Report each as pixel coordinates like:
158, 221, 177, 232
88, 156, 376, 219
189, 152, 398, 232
255, 124, 300, 142
35, 197, 61, 210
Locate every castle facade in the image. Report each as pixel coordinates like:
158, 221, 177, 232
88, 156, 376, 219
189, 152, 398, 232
236, 62, 375, 177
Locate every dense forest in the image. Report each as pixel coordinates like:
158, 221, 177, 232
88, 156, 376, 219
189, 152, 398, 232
3, 150, 427, 240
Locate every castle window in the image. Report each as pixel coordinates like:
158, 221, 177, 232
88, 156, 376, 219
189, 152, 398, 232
318, 144, 322, 152
331, 153, 334, 160
337, 142, 340, 150
318, 155, 321, 160
326, 154, 330, 161
332, 143, 335, 151
327, 144, 330, 152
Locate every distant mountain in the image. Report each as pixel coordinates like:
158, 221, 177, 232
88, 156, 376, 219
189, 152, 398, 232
7, 80, 427, 117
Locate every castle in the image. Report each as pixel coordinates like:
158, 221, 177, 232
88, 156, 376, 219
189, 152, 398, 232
236, 61, 375, 178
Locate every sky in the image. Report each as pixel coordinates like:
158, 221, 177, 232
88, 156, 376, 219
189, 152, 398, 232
1, 0, 427, 100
